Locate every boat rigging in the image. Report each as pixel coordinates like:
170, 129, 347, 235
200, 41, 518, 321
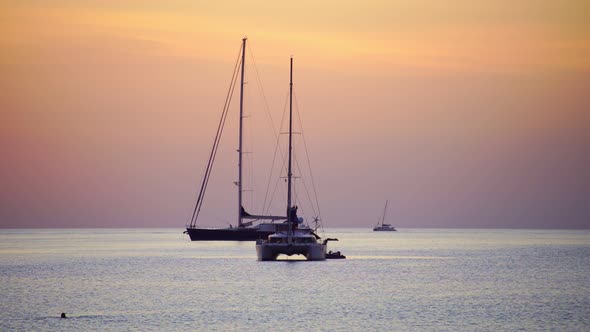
184, 38, 324, 241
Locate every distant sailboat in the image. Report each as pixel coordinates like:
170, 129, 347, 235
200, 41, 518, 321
373, 200, 397, 231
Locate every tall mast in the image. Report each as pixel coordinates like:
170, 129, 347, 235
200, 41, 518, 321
238, 37, 246, 227
287, 57, 294, 238
380, 200, 388, 226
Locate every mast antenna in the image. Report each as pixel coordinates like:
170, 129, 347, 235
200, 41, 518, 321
380, 200, 388, 226
287, 56, 294, 240
238, 37, 247, 227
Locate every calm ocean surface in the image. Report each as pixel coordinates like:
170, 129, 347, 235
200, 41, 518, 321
1, 228, 588, 331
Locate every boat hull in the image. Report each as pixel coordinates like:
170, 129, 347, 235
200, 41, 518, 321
256, 242, 326, 261
373, 227, 397, 231
326, 251, 346, 259
186, 222, 295, 241
186, 227, 273, 241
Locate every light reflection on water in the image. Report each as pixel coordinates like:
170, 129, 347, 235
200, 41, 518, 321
1, 228, 589, 331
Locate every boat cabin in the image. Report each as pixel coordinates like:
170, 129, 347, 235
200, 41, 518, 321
267, 232, 318, 244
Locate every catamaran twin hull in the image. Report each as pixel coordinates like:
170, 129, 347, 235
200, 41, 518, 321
255, 242, 326, 261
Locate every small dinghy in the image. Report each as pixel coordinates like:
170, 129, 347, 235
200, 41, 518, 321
326, 250, 346, 259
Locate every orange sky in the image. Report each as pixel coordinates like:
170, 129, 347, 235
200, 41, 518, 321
1, 1, 589, 228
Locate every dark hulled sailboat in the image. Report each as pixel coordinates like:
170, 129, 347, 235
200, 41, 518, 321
184, 38, 288, 241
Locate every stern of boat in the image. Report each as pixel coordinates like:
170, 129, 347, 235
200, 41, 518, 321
256, 241, 326, 261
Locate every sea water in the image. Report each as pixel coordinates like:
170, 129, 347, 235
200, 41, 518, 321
1, 228, 588, 331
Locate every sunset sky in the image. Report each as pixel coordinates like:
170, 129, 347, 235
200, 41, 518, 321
1, 1, 589, 228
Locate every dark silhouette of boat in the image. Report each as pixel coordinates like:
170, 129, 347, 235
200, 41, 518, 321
326, 250, 346, 259
184, 38, 299, 241
373, 200, 397, 231
185, 217, 291, 241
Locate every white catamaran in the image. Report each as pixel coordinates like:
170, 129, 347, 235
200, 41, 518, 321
373, 200, 397, 231
256, 57, 328, 261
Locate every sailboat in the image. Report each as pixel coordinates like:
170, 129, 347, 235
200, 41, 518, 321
373, 200, 397, 231
256, 57, 328, 261
184, 38, 290, 241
